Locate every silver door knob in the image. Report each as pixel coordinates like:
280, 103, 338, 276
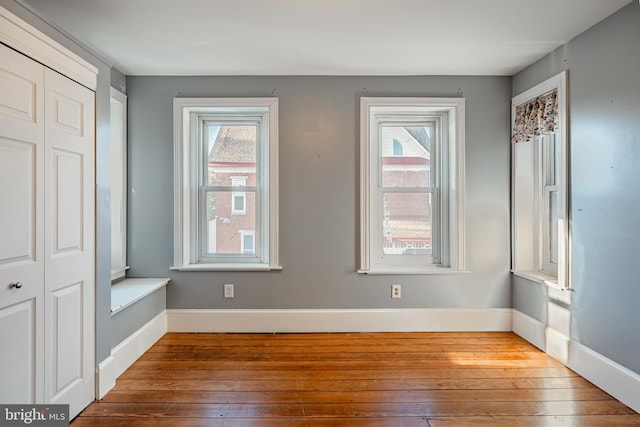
10, 282, 23, 289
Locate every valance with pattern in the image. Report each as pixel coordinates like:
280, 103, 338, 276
511, 89, 558, 143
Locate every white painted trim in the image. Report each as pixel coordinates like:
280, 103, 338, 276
110, 278, 169, 315
0, 5, 98, 90
569, 340, 640, 414
167, 308, 512, 333
511, 71, 570, 290
172, 97, 279, 270
545, 326, 569, 364
97, 311, 167, 399
512, 310, 545, 351
359, 97, 466, 274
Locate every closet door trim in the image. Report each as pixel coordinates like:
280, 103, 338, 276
0, 5, 97, 90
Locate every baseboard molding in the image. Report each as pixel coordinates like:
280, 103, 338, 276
512, 309, 640, 413
512, 310, 545, 350
166, 308, 513, 333
569, 340, 640, 414
97, 311, 167, 399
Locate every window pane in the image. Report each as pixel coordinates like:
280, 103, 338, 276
382, 192, 432, 255
549, 190, 558, 264
207, 125, 257, 186
205, 190, 256, 255
381, 126, 431, 188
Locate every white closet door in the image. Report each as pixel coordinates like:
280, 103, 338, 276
0, 44, 45, 405
43, 68, 95, 418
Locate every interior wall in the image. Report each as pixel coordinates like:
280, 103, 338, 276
513, 1, 640, 374
126, 75, 512, 311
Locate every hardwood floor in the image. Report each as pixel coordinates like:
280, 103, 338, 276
72, 332, 640, 426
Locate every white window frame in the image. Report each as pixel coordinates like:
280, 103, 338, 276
511, 71, 569, 289
359, 97, 466, 275
172, 98, 280, 271
110, 87, 129, 281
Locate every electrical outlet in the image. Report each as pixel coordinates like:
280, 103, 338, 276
391, 284, 401, 299
224, 283, 234, 298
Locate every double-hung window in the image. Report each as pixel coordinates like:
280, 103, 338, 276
359, 97, 466, 274
511, 71, 569, 289
173, 98, 280, 271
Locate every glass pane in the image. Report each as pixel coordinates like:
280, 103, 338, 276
382, 192, 432, 255
207, 125, 257, 186
549, 190, 558, 264
205, 191, 256, 255
381, 126, 431, 188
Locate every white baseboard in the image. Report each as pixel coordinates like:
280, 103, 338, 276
569, 340, 640, 414
512, 309, 640, 413
511, 310, 545, 350
97, 311, 167, 399
166, 308, 513, 333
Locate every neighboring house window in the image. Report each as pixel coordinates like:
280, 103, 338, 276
359, 97, 466, 274
172, 98, 280, 271
231, 176, 247, 215
511, 71, 569, 289
241, 230, 255, 254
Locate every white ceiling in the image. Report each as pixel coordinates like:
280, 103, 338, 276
20, 0, 632, 76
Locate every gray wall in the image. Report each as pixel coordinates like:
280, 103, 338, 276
127, 75, 512, 310
513, 1, 640, 374
111, 288, 165, 348
0, 0, 114, 364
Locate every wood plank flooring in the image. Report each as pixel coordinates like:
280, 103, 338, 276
72, 332, 640, 426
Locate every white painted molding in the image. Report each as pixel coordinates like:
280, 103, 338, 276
545, 326, 569, 364
569, 339, 640, 414
0, 5, 98, 90
97, 311, 167, 399
167, 308, 512, 333
512, 310, 545, 351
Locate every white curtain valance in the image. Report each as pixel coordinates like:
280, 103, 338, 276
511, 89, 558, 143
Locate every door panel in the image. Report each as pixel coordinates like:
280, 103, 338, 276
0, 44, 45, 405
44, 69, 95, 417
52, 150, 84, 253
0, 299, 38, 403
51, 282, 83, 392
0, 138, 36, 264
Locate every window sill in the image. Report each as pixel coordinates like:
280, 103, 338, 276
358, 267, 470, 275
171, 264, 283, 272
111, 277, 170, 315
512, 270, 564, 288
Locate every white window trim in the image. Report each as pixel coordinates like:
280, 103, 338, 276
110, 87, 129, 281
511, 71, 569, 290
172, 98, 280, 272
359, 97, 466, 275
